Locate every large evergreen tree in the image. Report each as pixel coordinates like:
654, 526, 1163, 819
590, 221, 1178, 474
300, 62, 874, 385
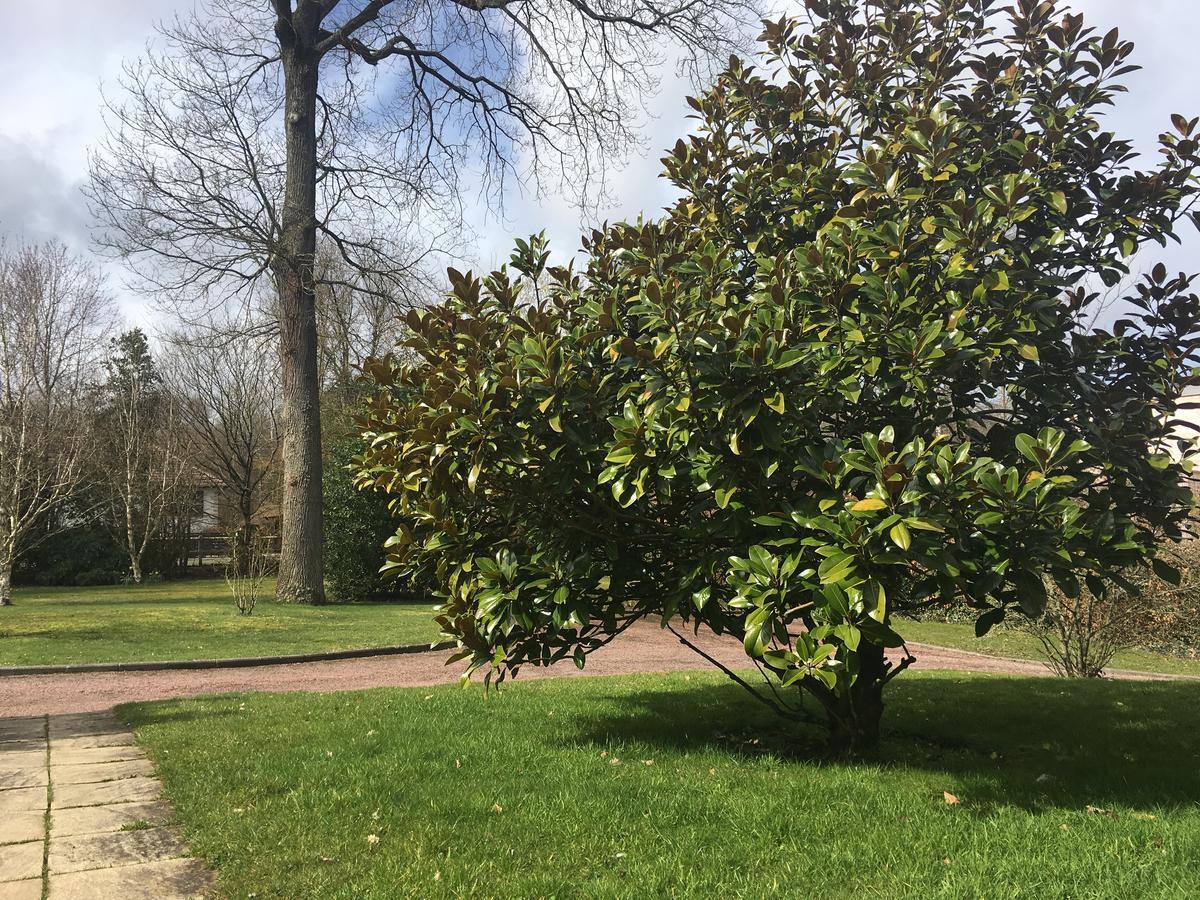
359, 0, 1200, 751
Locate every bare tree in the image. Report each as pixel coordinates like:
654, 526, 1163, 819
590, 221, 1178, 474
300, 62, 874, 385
314, 244, 430, 425
0, 241, 115, 606
226, 528, 273, 615
93, 330, 193, 584
165, 326, 282, 575
89, 0, 759, 603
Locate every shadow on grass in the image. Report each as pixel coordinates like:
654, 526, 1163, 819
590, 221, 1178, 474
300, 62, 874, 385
562, 674, 1200, 813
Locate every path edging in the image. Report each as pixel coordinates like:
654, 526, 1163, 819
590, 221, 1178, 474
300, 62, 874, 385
0, 641, 455, 677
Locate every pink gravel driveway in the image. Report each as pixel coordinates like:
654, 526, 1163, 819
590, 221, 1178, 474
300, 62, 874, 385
0, 621, 1189, 717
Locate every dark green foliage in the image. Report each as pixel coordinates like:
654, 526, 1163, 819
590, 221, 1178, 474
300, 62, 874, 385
323, 438, 412, 602
13, 518, 125, 587
360, 0, 1200, 750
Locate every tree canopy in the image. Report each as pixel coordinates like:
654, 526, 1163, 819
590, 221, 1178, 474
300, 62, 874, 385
359, 0, 1200, 751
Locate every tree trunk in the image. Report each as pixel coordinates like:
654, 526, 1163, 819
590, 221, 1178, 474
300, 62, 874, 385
273, 21, 325, 605
818, 642, 888, 755
234, 500, 255, 577
0, 549, 12, 607
129, 554, 143, 585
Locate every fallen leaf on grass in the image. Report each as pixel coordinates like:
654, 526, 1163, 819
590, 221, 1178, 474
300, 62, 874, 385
491, 804, 504, 814
1131, 812, 1157, 821
943, 791, 960, 806
1086, 805, 1117, 818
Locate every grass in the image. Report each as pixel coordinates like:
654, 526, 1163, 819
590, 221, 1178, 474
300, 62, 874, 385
0, 579, 443, 667
897, 619, 1200, 678
123, 671, 1200, 899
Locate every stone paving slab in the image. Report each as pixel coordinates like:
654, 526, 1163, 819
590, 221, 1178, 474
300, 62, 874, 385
50, 745, 145, 768
0, 711, 216, 898
0, 743, 44, 757
53, 775, 162, 809
49, 826, 188, 875
0, 813, 43, 847
0, 770, 47, 790
0, 788, 46, 814
47, 857, 216, 899
48, 719, 126, 741
50, 758, 156, 786
0, 841, 42, 884
0, 753, 46, 772
52, 801, 173, 838
0, 878, 41, 900
51, 732, 136, 752
0, 721, 43, 743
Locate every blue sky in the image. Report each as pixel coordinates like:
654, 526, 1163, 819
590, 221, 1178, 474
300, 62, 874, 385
0, 0, 1196, 325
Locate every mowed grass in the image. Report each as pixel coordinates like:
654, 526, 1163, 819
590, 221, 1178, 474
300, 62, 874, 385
123, 671, 1200, 899
898, 619, 1200, 678
0, 579, 443, 666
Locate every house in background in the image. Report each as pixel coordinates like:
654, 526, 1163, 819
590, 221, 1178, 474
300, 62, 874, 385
190, 485, 222, 534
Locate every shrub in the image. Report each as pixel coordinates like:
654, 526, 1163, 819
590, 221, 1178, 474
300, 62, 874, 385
323, 437, 413, 602
359, 1, 1200, 752
1031, 536, 1200, 676
14, 520, 126, 587
226, 531, 271, 616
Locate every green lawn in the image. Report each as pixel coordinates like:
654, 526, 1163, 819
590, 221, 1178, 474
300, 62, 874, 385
0, 579, 443, 666
123, 671, 1200, 899
897, 619, 1200, 678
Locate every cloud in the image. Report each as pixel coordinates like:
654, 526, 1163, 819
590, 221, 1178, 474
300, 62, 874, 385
0, 135, 93, 248
0, 0, 1195, 308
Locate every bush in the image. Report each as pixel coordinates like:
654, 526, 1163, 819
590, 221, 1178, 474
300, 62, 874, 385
359, 2, 1200, 752
14, 520, 126, 587
1029, 537, 1200, 675
73, 568, 123, 587
323, 437, 415, 602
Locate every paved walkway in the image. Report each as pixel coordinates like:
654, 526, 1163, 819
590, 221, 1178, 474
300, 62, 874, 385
0, 711, 215, 899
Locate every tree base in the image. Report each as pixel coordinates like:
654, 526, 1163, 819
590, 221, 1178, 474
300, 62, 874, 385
274, 581, 326, 604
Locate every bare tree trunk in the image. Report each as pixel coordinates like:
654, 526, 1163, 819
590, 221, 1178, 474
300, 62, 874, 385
274, 21, 325, 605
0, 547, 12, 607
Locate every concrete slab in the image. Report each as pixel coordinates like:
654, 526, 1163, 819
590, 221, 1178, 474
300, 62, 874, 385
50, 745, 145, 768
47, 715, 125, 740
0, 719, 44, 742
0, 770, 47, 791
0, 743, 44, 757
50, 733, 136, 752
0, 841, 41, 884
0, 788, 46, 814
49, 825, 187, 875
50, 758, 156, 786
52, 801, 173, 838
52, 776, 161, 810
0, 878, 41, 900
47, 856, 215, 899
0, 730, 41, 747
0, 753, 45, 773
0, 812, 43, 847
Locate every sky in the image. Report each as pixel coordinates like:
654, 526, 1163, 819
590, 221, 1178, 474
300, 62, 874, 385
0, 0, 1197, 326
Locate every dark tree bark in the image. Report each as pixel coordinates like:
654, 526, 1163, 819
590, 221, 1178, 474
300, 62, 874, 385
274, 10, 326, 602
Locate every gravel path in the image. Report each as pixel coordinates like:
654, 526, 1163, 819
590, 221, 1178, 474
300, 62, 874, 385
0, 622, 1191, 718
